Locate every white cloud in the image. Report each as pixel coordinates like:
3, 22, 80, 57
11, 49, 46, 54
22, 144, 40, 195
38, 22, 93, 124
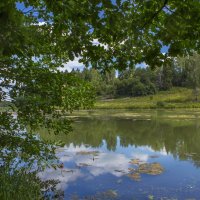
136, 62, 148, 68
92, 39, 108, 49
38, 21, 46, 26
59, 57, 85, 72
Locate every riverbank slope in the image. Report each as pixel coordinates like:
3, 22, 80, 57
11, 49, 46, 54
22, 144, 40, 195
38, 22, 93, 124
95, 88, 200, 109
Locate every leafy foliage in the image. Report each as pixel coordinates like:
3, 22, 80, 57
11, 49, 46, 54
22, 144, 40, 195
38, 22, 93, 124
2, 0, 200, 130
1, 0, 200, 197
1, 0, 95, 196
176, 52, 200, 101
0, 166, 60, 200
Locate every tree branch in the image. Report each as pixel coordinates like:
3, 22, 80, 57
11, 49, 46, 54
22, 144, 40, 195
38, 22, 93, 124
164, 5, 175, 14
141, 0, 169, 29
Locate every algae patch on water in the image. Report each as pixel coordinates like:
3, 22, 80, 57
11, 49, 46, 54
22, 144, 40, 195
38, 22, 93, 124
138, 163, 164, 175
129, 158, 144, 165
128, 172, 141, 181
128, 159, 164, 181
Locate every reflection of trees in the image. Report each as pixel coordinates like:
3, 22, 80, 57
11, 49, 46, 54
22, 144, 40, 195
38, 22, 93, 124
40, 117, 200, 167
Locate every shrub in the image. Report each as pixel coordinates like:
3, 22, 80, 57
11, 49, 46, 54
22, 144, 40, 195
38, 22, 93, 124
0, 167, 59, 200
156, 101, 166, 108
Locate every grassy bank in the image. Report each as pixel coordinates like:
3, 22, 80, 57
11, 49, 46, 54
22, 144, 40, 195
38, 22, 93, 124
1, 88, 200, 111
95, 88, 200, 109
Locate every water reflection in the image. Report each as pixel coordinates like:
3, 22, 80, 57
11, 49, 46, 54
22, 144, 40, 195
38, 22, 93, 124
41, 112, 200, 167
39, 110, 200, 199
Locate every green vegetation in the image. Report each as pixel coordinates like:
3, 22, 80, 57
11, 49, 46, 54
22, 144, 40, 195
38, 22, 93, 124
0, 167, 59, 200
71, 54, 200, 102
177, 53, 200, 101
0, 169, 42, 200
95, 88, 200, 109
2, 0, 200, 198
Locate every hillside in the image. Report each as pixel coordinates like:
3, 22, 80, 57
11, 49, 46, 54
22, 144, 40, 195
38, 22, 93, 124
95, 88, 200, 109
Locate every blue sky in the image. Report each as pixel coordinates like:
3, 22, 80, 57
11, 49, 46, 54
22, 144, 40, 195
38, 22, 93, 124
16, 2, 24, 10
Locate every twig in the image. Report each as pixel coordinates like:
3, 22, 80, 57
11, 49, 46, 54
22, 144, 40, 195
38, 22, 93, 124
164, 5, 175, 14
141, 0, 169, 29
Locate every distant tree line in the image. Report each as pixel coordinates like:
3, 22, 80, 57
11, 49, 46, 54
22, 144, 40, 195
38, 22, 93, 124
66, 54, 200, 99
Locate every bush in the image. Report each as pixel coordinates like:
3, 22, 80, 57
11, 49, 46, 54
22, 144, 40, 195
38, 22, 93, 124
131, 80, 147, 96
0, 167, 59, 200
156, 101, 166, 108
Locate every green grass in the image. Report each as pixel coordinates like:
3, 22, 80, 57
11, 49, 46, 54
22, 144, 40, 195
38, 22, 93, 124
95, 87, 200, 109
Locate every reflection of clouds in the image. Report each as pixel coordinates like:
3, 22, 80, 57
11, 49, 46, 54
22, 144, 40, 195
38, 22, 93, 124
60, 156, 73, 163
59, 144, 131, 177
131, 153, 149, 162
136, 146, 168, 156
39, 145, 132, 190
39, 168, 84, 191
88, 153, 130, 177
159, 147, 168, 156
61, 143, 98, 153
39, 144, 100, 190
40, 144, 166, 191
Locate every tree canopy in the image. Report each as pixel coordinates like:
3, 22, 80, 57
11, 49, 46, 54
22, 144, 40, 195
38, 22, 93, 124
2, 0, 200, 69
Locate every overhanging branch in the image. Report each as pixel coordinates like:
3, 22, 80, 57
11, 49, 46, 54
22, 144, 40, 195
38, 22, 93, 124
141, 0, 169, 29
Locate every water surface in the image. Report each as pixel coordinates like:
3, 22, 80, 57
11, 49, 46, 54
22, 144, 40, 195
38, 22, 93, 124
39, 110, 200, 200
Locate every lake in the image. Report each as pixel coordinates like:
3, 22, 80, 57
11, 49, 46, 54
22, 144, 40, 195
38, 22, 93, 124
39, 110, 200, 200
